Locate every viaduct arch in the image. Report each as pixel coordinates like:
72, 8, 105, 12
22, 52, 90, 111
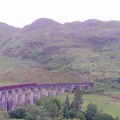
0, 82, 94, 111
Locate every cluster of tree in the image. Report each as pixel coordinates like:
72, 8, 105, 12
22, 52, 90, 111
4, 87, 119, 120
92, 78, 120, 95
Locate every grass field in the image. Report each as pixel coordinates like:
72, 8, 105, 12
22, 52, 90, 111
54, 93, 120, 118
0, 81, 17, 86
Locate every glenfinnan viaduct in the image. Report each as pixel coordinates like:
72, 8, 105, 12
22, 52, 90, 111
0, 83, 94, 111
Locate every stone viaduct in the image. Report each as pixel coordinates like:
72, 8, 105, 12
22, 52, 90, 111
0, 82, 94, 111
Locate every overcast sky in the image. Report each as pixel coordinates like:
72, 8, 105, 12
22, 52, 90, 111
0, 0, 120, 28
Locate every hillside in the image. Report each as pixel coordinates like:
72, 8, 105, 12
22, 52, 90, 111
0, 18, 120, 84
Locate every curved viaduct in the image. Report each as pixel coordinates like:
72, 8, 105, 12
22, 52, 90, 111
0, 82, 94, 111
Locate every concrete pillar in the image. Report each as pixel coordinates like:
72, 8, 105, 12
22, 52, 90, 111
61, 86, 66, 94
46, 86, 50, 96
30, 88, 34, 105
38, 87, 42, 99
1, 91, 7, 111
0, 92, 1, 107
53, 86, 58, 96
70, 85, 75, 93
15, 89, 20, 106
79, 85, 82, 89
22, 88, 28, 104
8, 90, 13, 111
87, 85, 91, 90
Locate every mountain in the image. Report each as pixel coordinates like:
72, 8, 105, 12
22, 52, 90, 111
0, 18, 120, 84
0, 22, 20, 50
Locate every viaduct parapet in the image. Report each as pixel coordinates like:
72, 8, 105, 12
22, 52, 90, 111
0, 82, 94, 111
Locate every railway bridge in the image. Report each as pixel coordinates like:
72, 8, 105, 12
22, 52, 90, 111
0, 82, 94, 111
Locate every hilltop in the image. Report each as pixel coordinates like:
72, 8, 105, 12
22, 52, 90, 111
0, 18, 120, 84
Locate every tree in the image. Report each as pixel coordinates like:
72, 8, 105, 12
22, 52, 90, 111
63, 104, 69, 120
77, 112, 86, 120
70, 101, 75, 110
36, 98, 63, 120
8, 107, 26, 119
73, 87, 83, 111
56, 106, 64, 120
48, 102, 58, 120
85, 103, 97, 120
65, 95, 70, 110
25, 112, 34, 120
53, 98, 61, 110
93, 113, 114, 120
25, 105, 48, 120
25, 104, 41, 120
69, 109, 77, 119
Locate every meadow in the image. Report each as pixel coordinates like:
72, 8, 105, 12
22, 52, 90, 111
54, 93, 120, 118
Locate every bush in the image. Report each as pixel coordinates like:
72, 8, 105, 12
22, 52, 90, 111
94, 113, 114, 120
8, 107, 26, 119
85, 103, 97, 120
77, 112, 86, 120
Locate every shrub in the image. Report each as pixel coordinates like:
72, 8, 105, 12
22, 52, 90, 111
94, 113, 114, 120
8, 107, 26, 119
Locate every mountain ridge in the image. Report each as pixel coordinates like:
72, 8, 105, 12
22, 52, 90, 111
0, 18, 120, 83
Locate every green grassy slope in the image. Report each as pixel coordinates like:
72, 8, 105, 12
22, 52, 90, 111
0, 18, 120, 84
54, 93, 120, 118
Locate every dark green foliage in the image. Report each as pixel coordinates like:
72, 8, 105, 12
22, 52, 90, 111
85, 103, 98, 120
65, 94, 70, 110
63, 90, 83, 119
77, 112, 86, 120
36, 98, 45, 106
36, 97, 61, 110
25, 112, 34, 120
94, 78, 120, 94
63, 104, 70, 119
73, 87, 83, 111
57, 106, 64, 120
36, 97, 63, 120
25, 104, 49, 120
52, 98, 61, 110
47, 98, 63, 119
63, 104, 69, 119
8, 107, 26, 119
70, 101, 75, 110
94, 113, 114, 120
48, 102, 58, 119
69, 109, 77, 119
